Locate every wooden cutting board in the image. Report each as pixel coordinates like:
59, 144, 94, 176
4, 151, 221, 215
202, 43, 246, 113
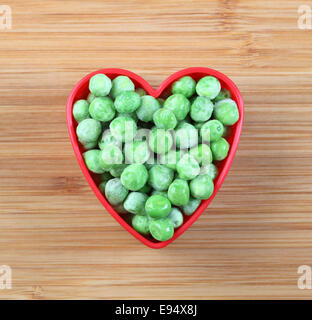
0, 0, 312, 299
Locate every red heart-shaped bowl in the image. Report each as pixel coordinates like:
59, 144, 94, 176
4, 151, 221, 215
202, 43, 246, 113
66, 67, 244, 249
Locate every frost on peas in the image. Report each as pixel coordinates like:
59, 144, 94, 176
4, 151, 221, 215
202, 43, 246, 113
110, 75, 135, 99
200, 163, 218, 180
153, 108, 177, 130
73, 99, 89, 122
168, 179, 190, 206
189, 144, 212, 166
163, 94, 190, 121
89, 97, 115, 122
124, 140, 150, 164
149, 218, 174, 241
120, 164, 148, 191
109, 116, 137, 143
123, 192, 148, 215
87, 92, 96, 104
181, 197, 201, 216
176, 154, 200, 180
211, 137, 230, 161
190, 96, 213, 123
175, 122, 198, 150
109, 163, 127, 178
83, 149, 105, 174
132, 215, 150, 235
213, 88, 231, 103
82, 140, 97, 150
98, 144, 124, 171
190, 174, 214, 200
114, 91, 141, 113
76, 118, 102, 144
195, 76, 221, 100
213, 98, 239, 126
136, 95, 161, 122
98, 129, 122, 150
89, 73, 112, 97
172, 76, 196, 98
105, 178, 129, 205
200, 119, 224, 143
148, 165, 174, 191
148, 128, 173, 155
167, 207, 184, 228
160, 149, 186, 170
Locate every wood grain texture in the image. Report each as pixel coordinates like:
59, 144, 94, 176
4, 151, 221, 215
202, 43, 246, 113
0, 0, 312, 299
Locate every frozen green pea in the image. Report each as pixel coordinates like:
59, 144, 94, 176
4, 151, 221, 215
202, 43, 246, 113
99, 144, 123, 171
177, 154, 200, 180
149, 218, 174, 241
114, 91, 141, 113
138, 184, 152, 194
89, 73, 112, 97
105, 178, 128, 205
200, 163, 218, 180
190, 174, 214, 200
175, 122, 198, 149
200, 120, 224, 143
124, 141, 150, 164
135, 88, 146, 97
132, 215, 150, 235
121, 164, 148, 191
110, 75, 135, 99
153, 108, 177, 130
109, 116, 137, 142
148, 165, 174, 191
163, 94, 190, 121
87, 92, 96, 104
109, 164, 127, 178
98, 181, 107, 193
82, 140, 97, 150
98, 130, 121, 150
151, 190, 168, 198
190, 96, 213, 122
117, 112, 138, 122
145, 195, 171, 219
213, 88, 231, 103
76, 118, 102, 144
99, 172, 113, 182
211, 138, 229, 161
89, 97, 115, 122
181, 197, 201, 216
160, 149, 186, 170
213, 98, 239, 126
189, 144, 212, 166
148, 128, 173, 154
73, 99, 89, 122
196, 76, 221, 99
157, 98, 165, 106
172, 76, 196, 98
168, 179, 190, 206
136, 95, 161, 122
83, 149, 105, 174
168, 208, 184, 228
124, 192, 148, 215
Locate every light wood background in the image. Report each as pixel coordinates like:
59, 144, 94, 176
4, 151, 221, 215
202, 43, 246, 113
0, 0, 312, 300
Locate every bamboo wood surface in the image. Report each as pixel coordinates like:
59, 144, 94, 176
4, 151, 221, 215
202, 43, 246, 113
0, 0, 312, 299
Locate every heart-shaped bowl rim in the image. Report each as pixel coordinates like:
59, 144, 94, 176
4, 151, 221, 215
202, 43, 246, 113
66, 67, 244, 249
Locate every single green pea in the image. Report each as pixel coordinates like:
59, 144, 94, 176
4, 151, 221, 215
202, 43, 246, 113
176, 154, 200, 180
83, 149, 105, 174
168, 179, 190, 206
190, 96, 213, 122
148, 165, 174, 191
109, 116, 137, 143
89, 97, 115, 122
160, 149, 186, 170
149, 218, 174, 241
76, 118, 102, 144
151, 190, 168, 198
136, 95, 161, 122
124, 141, 150, 164
120, 164, 148, 191
163, 94, 190, 121
189, 144, 212, 166
82, 140, 97, 150
109, 163, 127, 177
148, 128, 173, 154
190, 174, 214, 200
172, 76, 196, 98
132, 214, 150, 235
181, 197, 201, 216
87, 92, 96, 104
98, 130, 121, 150
153, 108, 177, 130
138, 184, 152, 194
200, 119, 224, 143
117, 112, 138, 122
73, 99, 89, 122
114, 91, 141, 113
145, 195, 171, 219
110, 75, 135, 99
213, 88, 231, 103
213, 98, 239, 126
196, 76, 221, 99
99, 172, 113, 182
124, 192, 148, 215
175, 122, 198, 149
211, 137, 230, 161
135, 88, 146, 97
200, 163, 218, 180
105, 178, 129, 205
98, 181, 107, 194
168, 208, 184, 228
99, 144, 123, 171
89, 73, 112, 97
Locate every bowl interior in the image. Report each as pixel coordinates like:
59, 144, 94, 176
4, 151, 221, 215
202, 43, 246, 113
66, 68, 244, 249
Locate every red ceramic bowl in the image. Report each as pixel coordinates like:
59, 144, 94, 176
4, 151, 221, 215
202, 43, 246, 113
66, 67, 244, 249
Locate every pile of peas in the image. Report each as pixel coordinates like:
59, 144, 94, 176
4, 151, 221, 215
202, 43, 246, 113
73, 73, 239, 242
